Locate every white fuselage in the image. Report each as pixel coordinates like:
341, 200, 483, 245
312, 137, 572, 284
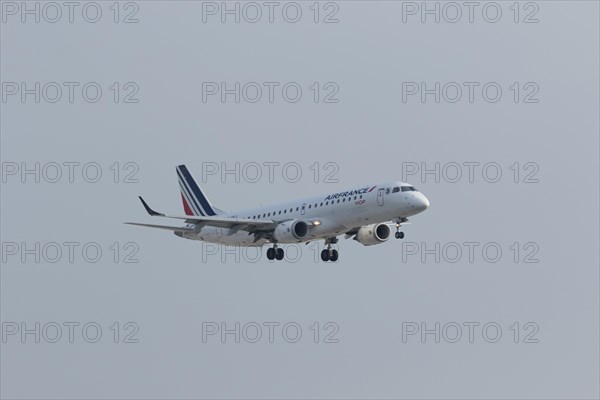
180, 181, 429, 246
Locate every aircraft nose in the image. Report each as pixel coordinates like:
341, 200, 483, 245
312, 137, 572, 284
415, 193, 430, 212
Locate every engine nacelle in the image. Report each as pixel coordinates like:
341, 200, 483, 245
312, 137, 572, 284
273, 220, 310, 243
355, 223, 391, 246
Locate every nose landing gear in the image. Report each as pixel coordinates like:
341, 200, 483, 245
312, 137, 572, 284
394, 219, 405, 239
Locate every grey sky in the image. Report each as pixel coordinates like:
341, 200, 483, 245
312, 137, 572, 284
1, 1, 599, 399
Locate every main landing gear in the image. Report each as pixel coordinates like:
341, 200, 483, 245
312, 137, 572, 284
321, 237, 339, 262
266, 245, 284, 261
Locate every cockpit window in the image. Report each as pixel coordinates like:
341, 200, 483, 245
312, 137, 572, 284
401, 186, 418, 192
392, 187, 400, 193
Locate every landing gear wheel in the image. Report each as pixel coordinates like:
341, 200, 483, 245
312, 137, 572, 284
394, 219, 406, 239
275, 248, 284, 260
321, 237, 339, 262
329, 249, 339, 262
266, 247, 275, 260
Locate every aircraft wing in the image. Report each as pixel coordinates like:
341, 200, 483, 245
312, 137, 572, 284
126, 196, 277, 233
124, 222, 195, 233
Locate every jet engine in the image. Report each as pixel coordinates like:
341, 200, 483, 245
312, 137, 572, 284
355, 223, 391, 246
273, 220, 310, 243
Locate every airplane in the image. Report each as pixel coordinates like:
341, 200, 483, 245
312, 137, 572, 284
126, 164, 430, 262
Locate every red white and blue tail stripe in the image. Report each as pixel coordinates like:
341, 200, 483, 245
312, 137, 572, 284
176, 164, 218, 216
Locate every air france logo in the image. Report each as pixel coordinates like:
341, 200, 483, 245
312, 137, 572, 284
324, 186, 376, 201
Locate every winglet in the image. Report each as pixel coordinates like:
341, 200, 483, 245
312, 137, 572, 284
138, 196, 165, 216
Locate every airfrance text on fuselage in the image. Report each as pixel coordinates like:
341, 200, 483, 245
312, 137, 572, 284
323, 186, 376, 201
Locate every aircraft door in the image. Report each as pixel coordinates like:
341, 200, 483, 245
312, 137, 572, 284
301, 203, 306, 215
377, 188, 384, 206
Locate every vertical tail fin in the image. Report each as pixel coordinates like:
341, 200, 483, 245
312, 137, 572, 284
176, 165, 218, 216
